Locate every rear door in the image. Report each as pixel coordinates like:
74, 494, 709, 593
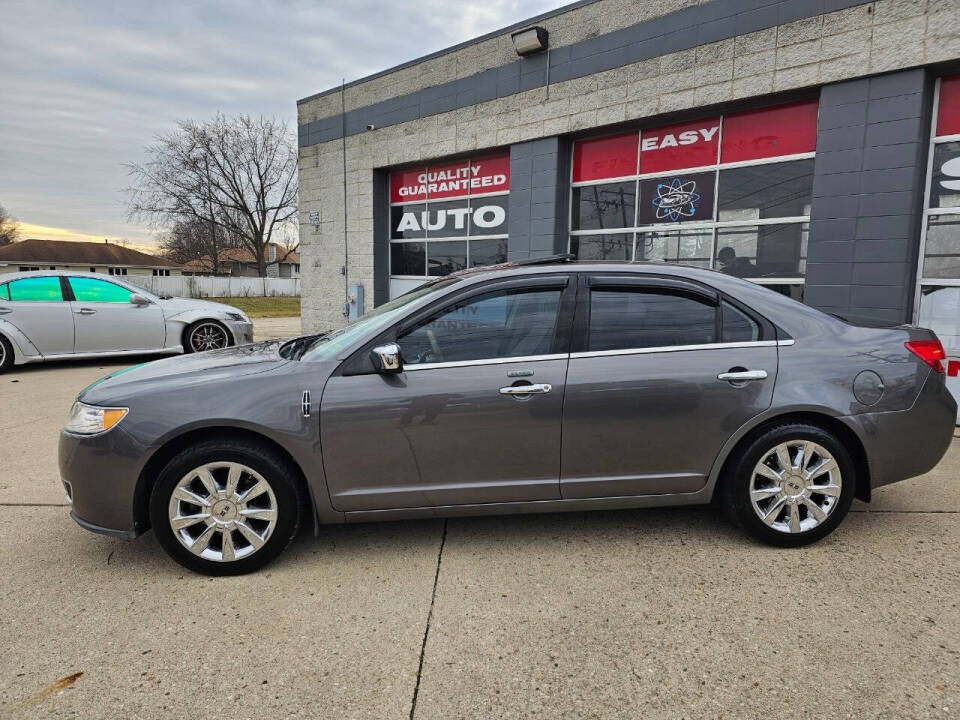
65, 276, 166, 352
0, 276, 75, 355
320, 274, 575, 511
560, 274, 778, 498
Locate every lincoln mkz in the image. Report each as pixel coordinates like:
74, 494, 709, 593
59, 259, 956, 574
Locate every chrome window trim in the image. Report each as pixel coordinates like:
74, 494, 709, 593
569, 339, 793, 360
404, 353, 569, 372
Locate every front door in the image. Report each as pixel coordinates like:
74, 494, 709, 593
65, 276, 165, 352
0, 275, 75, 355
560, 275, 778, 498
320, 275, 574, 511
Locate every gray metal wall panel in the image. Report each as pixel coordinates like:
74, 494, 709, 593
806, 68, 933, 323
507, 137, 570, 260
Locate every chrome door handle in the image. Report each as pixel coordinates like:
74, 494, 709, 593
717, 370, 767, 382
75, 308, 97, 315
499, 383, 552, 395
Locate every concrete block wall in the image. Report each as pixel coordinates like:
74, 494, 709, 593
806, 68, 933, 323
298, 0, 958, 332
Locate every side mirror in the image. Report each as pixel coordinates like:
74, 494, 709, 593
370, 343, 403, 374
130, 293, 151, 306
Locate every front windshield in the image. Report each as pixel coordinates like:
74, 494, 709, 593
298, 277, 460, 361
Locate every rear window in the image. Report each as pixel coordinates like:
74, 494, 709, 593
588, 288, 717, 351
8, 276, 63, 302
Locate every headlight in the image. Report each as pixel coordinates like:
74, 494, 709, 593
65, 402, 128, 435
225, 311, 248, 322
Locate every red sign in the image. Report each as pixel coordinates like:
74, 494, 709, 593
639, 117, 720, 174
722, 99, 818, 163
938, 75, 960, 137
572, 133, 639, 182
390, 154, 510, 204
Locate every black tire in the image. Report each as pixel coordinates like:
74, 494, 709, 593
719, 423, 856, 548
149, 438, 303, 575
0, 334, 13, 374
183, 319, 232, 353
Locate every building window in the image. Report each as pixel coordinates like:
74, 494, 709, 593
89, 267, 96, 272
152, 268, 170, 276
18, 266, 40, 272
569, 99, 818, 298
389, 154, 510, 299
917, 75, 960, 375
108, 267, 128, 276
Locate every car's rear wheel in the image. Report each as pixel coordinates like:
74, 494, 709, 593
184, 320, 231, 353
720, 423, 856, 547
0, 334, 13, 374
149, 439, 303, 575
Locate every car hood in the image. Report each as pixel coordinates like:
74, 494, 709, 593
79, 341, 288, 404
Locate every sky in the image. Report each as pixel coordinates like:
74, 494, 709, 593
0, 0, 561, 250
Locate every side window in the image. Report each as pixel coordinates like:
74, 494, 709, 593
588, 288, 717, 351
721, 300, 761, 342
398, 287, 563, 365
8, 276, 64, 302
68, 277, 132, 303
0, 283, 8, 301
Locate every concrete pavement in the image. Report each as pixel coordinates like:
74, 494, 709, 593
1, 345, 958, 718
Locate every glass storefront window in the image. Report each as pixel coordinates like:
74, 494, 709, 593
568, 100, 815, 295
570, 233, 633, 261
636, 228, 712, 266
571, 182, 636, 231
390, 242, 426, 276
929, 142, 960, 210
469, 238, 508, 267
921, 215, 960, 278
427, 241, 468, 276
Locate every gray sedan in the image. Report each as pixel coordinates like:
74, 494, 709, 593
59, 260, 956, 575
0, 270, 253, 372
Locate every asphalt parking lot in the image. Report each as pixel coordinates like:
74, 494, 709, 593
2, 318, 958, 718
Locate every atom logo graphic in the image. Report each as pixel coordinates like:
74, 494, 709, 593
652, 178, 701, 221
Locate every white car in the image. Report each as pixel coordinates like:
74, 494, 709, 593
0, 270, 253, 373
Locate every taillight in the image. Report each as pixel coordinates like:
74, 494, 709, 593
905, 340, 946, 373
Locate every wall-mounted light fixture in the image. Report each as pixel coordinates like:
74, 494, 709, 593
511, 26, 548, 56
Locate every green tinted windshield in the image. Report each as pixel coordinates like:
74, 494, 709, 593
300, 278, 459, 361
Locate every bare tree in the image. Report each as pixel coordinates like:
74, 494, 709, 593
159, 217, 241, 275
126, 115, 298, 277
0, 203, 19, 245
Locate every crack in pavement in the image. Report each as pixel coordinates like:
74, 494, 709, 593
409, 519, 447, 720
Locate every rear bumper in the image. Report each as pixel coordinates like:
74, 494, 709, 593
59, 425, 150, 537
846, 370, 957, 490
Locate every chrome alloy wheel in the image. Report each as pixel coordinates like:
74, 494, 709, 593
749, 441, 842, 534
189, 322, 228, 351
167, 462, 278, 562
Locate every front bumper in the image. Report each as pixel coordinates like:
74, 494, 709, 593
225, 320, 254, 345
59, 425, 150, 537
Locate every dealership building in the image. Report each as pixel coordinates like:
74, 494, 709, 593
297, 0, 959, 344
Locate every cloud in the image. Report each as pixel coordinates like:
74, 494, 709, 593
0, 0, 561, 246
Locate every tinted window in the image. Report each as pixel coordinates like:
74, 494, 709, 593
717, 160, 814, 221
638, 171, 715, 225
391, 243, 426, 276
0, 283, 8, 301
427, 241, 467, 276
68, 277, 132, 303
588, 288, 716, 351
715, 223, 807, 278
721, 300, 760, 342
469, 195, 509, 236
8, 276, 63, 302
398, 287, 562, 365
929, 142, 960, 210
468, 238, 507, 268
571, 182, 636, 231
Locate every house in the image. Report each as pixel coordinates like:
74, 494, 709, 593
0, 238, 183, 277
182, 242, 300, 278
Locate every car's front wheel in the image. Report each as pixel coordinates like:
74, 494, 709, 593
149, 439, 303, 575
720, 423, 856, 547
184, 320, 231, 353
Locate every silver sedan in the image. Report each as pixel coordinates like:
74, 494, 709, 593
0, 270, 253, 372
